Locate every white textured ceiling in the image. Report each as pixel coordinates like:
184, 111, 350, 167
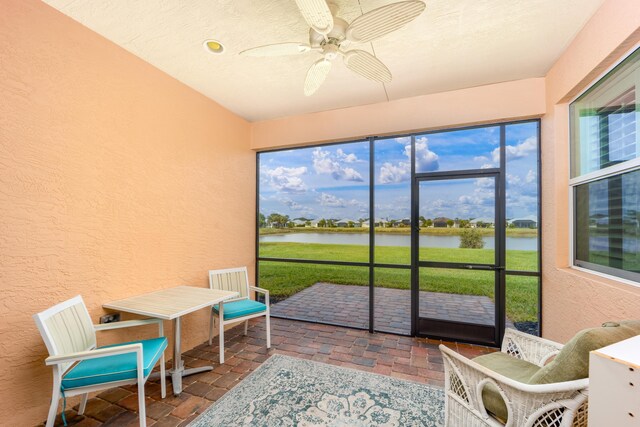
43, 0, 604, 122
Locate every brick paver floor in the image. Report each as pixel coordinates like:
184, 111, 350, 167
40, 317, 496, 427
271, 282, 502, 335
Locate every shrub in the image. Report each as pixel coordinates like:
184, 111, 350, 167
459, 228, 485, 249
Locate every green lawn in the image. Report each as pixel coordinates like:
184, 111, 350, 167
259, 242, 537, 269
259, 242, 539, 323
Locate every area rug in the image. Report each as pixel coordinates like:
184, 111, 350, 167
189, 354, 444, 426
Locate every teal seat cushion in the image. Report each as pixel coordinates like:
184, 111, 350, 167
213, 299, 266, 320
61, 337, 167, 390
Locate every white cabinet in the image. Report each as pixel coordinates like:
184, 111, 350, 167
589, 335, 640, 426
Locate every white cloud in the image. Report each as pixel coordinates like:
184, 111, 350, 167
410, 137, 439, 172
318, 192, 346, 207
263, 166, 307, 193
507, 173, 521, 186
313, 148, 364, 182
474, 156, 489, 162
394, 137, 411, 145
475, 177, 494, 188
481, 163, 494, 169
379, 161, 411, 184
459, 190, 494, 207
347, 199, 369, 212
526, 169, 537, 183
492, 136, 537, 163
380, 137, 439, 183
336, 148, 358, 163
279, 198, 305, 211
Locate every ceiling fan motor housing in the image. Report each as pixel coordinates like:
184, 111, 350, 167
309, 16, 348, 48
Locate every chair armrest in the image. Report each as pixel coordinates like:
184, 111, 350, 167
94, 317, 164, 338
249, 286, 269, 306
439, 344, 588, 426
93, 318, 162, 331
501, 328, 563, 366
45, 343, 142, 366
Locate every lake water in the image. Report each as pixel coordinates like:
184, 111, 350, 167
260, 232, 538, 251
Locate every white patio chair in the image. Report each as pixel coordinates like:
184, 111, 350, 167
439, 321, 640, 427
208, 267, 270, 363
34, 295, 167, 427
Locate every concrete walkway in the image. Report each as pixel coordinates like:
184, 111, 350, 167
271, 282, 509, 335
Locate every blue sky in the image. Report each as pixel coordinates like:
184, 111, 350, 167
259, 122, 539, 221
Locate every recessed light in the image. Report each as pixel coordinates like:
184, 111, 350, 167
203, 39, 225, 55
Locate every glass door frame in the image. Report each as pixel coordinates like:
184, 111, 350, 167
411, 167, 507, 347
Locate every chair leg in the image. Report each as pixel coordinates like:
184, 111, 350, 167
266, 311, 271, 349
45, 380, 61, 427
78, 393, 89, 415
208, 312, 214, 346
219, 318, 225, 364
138, 383, 146, 427
244, 320, 248, 336
160, 352, 166, 399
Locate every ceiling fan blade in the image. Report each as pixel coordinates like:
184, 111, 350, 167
240, 42, 312, 57
304, 59, 332, 96
343, 50, 392, 83
295, 0, 334, 35
346, 1, 426, 43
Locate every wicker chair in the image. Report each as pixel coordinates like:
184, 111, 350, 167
440, 329, 588, 427
440, 321, 640, 426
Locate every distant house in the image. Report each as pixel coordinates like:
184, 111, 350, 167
336, 219, 356, 227
470, 217, 495, 228
362, 219, 387, 228
291, 219, 307, 227
400, 218, 411, 226
433, 217, 451, 228
508, 215, 538, 229
512, 219, 536, 228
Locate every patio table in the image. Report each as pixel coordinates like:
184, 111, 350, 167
104, 286, 238, 395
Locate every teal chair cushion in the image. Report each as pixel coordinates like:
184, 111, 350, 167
61, 337, 167, 390
213, 299, 266, 320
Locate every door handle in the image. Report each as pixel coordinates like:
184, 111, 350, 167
464, 265, 504, 271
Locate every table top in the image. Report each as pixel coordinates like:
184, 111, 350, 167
592, 335, 640, 368
103, 286, 239, 320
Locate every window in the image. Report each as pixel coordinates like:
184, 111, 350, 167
570, 47, 640, 283
257, 120, 541, 336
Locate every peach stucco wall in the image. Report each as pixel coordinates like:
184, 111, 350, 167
251, 78, 546, 149
540, 0, 640, 342
0, 1, 253, 425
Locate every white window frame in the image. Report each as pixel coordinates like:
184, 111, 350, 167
568, 42, 640, 286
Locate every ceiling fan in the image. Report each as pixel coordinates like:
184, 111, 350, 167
240, 0, 426, 96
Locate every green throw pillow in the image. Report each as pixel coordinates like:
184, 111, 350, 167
529, 320, 640, 384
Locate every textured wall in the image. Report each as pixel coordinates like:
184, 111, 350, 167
251, 77, 546, 149
0, 1, 253, 425
540, 0, 640, 342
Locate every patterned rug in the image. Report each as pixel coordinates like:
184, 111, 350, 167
190, 354, 444, 426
